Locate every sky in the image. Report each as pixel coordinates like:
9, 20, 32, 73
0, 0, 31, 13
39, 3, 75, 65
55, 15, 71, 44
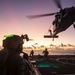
0, 0, 75, 47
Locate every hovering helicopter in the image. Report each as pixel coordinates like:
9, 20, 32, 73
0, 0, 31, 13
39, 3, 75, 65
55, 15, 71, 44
26, 0, 75, 37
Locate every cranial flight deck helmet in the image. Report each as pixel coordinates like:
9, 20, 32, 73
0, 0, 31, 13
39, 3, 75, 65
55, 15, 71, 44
3, 34, 24, 50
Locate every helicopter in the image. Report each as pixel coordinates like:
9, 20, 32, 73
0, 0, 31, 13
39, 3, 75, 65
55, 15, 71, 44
26, 0, 75, 37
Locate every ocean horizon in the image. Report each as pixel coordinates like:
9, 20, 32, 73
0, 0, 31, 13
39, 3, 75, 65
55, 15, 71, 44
23, 49, 75, 55
0, 47, 75, 55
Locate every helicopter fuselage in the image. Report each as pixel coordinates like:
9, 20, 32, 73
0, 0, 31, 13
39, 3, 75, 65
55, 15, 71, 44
53, 7, 75, 36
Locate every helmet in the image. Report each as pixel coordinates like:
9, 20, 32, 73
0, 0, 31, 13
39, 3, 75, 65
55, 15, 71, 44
3, 34, 24, 50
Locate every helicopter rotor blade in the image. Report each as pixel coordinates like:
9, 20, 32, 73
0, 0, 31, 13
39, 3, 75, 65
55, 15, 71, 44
53, 0, 62, 10
26, 12, 58, 19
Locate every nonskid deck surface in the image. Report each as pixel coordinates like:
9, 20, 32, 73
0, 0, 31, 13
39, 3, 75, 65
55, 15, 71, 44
37, 62, 75, 75
30, 55, 75, 75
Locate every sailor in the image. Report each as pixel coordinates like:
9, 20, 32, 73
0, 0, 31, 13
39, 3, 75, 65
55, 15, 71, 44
52, 14, 61, 32
42, 48, 49, 59
30, 50, 34, 58
2, 34, 32, 75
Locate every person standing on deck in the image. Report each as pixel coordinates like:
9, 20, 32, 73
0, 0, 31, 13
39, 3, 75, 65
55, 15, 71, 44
30, 50, 34, 59
42, 48, 49, 60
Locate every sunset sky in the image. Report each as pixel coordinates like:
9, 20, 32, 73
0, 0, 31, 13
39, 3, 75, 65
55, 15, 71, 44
0, 0, 75, 47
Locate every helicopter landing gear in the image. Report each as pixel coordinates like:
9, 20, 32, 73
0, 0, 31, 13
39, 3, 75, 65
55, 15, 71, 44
44, 35, 59, 38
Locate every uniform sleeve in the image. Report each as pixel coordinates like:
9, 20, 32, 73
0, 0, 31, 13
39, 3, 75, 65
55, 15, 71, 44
16, 57, 32, 75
